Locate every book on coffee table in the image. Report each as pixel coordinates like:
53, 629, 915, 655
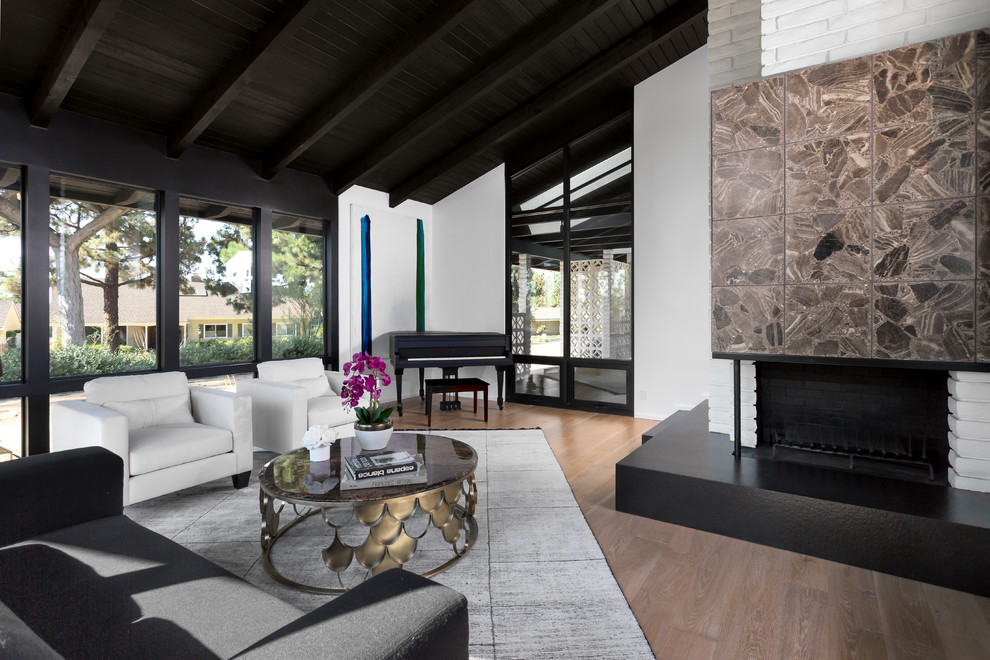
344, 450, 419, 480
340, 453, 427, 490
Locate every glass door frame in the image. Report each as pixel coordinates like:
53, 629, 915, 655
505, 116, 634, 415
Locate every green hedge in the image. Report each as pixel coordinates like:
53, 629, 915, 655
0, 335, 326, 381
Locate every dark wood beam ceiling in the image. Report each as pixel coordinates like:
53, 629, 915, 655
506, 100, 631, 180
387, 0, 707, 208
259, 0, 484, 180
2, 0, 707, 206
28, 0, 123, 127
327, 0, 626, 196
166, 0, 324, 158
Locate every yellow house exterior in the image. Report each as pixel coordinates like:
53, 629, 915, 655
43, 281, 311, 347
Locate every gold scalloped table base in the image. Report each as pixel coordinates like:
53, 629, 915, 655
259, 474, 478, 594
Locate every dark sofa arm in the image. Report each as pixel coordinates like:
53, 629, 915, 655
234, 570, 469, 660
0, 447, 123, 547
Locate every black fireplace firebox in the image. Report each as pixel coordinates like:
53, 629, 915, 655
756, 362, 949, 482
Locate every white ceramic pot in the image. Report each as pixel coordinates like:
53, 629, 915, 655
308, 445, 331, 462
353, 420, 394, 451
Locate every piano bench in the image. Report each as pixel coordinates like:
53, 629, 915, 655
424, 378, 489, 428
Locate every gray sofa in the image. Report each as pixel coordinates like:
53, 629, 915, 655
0, 447, 468, 659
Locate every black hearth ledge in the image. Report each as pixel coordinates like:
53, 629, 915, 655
615, 400, 990, 597
711, 352, 990, 373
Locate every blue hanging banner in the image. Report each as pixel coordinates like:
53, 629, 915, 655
360, 215, 372, 354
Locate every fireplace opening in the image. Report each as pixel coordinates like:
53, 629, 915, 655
756, 362, 949, 484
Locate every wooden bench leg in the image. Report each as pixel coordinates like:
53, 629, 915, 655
484, 387, 488, 423
426, 389, 433, 428
473, 391, 478, 414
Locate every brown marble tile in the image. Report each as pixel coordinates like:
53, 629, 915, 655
786, 134, 871, 212
975, 28, 989, 112
786, 209, 872, 283
979, 196, 990, 278
786, 57, 872, 143
712, 77, 785, 154
978, 280, 990, 362
873, 281, 974, 361
873, 32, 976, 127
712, 216, 784, 286
712, 147, 785, 220
785, 284, 871, 357
712, 286, 784, 353
979, 111, 990, 195
874, 116, 975, 204
873, 199, 975, 281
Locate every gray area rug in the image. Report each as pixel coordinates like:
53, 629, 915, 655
124, 428, 653, 659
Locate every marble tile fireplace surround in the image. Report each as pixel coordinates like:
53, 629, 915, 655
709, 29, 990, 492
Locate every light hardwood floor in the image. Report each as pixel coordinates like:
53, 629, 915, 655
393, 397, 990, 660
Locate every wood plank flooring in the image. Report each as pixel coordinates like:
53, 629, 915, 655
393, 397, 990, 659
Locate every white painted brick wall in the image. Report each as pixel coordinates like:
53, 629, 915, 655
947, 372, 990, 493
708, 359, 758, 447
762, 0, 990, 76
710, 0, 763, 89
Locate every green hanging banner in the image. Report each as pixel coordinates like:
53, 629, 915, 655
416, 219, 425, 332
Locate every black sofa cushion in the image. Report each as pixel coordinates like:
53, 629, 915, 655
235, 569, 469, 660
0, 516, 302, 659
0, 447, 122, 547
0, 600, 63, 660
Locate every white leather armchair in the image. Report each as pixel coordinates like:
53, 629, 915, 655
236, 357, 359, 454
50, 372, 253, 506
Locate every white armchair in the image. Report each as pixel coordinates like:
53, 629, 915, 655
236, 357, 359, 454
50, 372, 253, 506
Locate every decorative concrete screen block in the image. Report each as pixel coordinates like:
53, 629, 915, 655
707, 358, 757, 447
948, 371, 990, 492
711, 28, 990, 363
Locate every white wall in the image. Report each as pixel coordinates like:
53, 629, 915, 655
762, 0, 990, 75
634, 45, 712, 420
429, 165, 506, 389
336, 186, 432, 404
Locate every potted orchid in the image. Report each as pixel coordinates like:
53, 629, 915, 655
341, 352, 394, 450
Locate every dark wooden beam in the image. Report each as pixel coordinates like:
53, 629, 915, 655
388, 0, 706, 208
260, 0, 482, 180
28, 0, 123, 127
167, 0, 323, 158
513, 123, 631, 207
508, 103, 631, 187
328, 0, 625, 195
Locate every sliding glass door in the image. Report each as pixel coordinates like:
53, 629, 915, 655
508, 114, 633, 413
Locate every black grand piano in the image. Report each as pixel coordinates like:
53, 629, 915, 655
387, 331, 512, 416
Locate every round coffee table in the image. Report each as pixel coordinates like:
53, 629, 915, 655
258, 432, 478, 594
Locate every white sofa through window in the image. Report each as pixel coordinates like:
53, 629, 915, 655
50, 371, 253, 505
236, 357, 359, 454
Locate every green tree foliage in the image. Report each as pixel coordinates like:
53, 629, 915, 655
199, 221, 323, 348
531, 268, 560, 308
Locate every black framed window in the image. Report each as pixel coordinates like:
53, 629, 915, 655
0, 163, 23, 459
0, 159, 336, 454
178, 198, 254, 368
272, 213, 325, 359
48, 174, 157, 378
507, 113, 633, 413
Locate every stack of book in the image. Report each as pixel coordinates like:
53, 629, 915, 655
340, 449, 427, 490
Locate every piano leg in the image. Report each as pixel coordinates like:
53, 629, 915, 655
497, 367, 505, 410
418, 368, 425, 400
395, 368, 404, 416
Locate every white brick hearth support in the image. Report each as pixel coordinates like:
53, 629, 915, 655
948, 372, 990, 493
708, 359, 757, 447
